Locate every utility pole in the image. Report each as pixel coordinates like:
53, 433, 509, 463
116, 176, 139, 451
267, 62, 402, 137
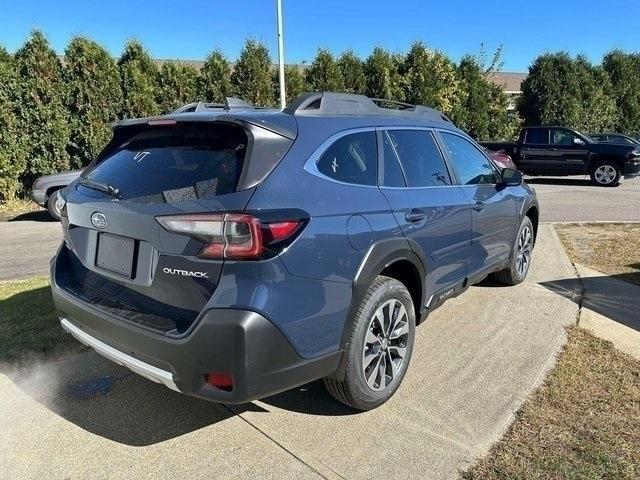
276, 0, 286, 109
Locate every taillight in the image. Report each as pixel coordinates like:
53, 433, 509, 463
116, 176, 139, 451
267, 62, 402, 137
156, 213, 303, 260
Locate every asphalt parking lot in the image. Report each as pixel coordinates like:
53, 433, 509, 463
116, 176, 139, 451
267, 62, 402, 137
0, 176, 636, 479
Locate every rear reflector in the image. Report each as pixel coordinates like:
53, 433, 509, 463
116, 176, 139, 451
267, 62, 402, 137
205, 372, 233, 391
147, 119, 177, 126
156, 213, 303, 260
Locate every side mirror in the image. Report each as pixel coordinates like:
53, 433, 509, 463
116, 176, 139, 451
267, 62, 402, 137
501, 168, 523, 186
573, 137, 585, 146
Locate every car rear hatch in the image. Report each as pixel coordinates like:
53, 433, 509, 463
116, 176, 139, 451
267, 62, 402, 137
56, 118, 293, 336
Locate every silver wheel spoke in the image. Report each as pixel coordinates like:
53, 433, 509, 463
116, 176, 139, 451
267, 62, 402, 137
366, 354, 383, 389
362, 298, 411, 392
389, 320, 409, 340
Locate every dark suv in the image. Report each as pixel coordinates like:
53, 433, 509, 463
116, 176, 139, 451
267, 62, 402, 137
51, 93, 539, 410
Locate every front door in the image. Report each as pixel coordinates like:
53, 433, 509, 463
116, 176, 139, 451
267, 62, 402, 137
437, 131, 517, 279
549, 128, 590, 174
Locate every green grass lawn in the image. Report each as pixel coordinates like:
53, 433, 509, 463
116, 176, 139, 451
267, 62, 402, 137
0, 276, 81, 366
464, 327, 640, 479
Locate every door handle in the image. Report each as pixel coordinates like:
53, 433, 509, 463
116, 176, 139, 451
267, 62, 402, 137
405, 209, 426, 222
473, 202, 485, 212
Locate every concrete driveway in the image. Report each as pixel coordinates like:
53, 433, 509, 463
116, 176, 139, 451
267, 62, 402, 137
0, 225, 579, 479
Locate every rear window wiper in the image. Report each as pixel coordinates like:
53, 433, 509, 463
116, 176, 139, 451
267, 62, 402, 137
78, 178, 120, 198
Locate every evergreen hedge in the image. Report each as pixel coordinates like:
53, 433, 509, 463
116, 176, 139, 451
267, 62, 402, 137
1, 30, 639, 201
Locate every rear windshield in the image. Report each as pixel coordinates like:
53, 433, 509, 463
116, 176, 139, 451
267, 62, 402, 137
82, 124, 248, 203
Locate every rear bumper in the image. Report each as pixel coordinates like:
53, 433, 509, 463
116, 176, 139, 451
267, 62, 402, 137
50, 255, 342, 404
30, 189, 47, 207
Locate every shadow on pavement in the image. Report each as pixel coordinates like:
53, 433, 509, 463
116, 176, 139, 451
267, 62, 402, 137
7, 210, 55, 222
540, 274, 640, 333
7, 349, 358, 446
525, 177, 592, 187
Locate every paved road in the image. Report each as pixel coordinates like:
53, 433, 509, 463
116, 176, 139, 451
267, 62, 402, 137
0, 225, 578, 479
527, 175, 640, 222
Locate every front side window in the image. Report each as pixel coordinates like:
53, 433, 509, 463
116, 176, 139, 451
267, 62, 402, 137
385, 130, 450, 187
440, 132, 498, 185
551, 129, 580, 146
316, 131, 377, 186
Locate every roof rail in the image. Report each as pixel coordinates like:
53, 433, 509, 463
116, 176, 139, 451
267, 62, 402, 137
284, 92, 452, 123
169, 97, 260, 114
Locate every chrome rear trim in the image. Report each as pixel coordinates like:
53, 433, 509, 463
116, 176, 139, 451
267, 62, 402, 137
60, 318, 180, 392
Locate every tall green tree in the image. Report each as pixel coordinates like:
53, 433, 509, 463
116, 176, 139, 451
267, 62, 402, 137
198, 50, 232, 103
272, 65, 308, 105
452, 51, 514, 141
519, 52, 616, 132
65, 36, 122, 168
0, 47, 26, 199
338, 50, 366, 94
118, 39, 159, 118
573, 56, 617, 132
306, 48, 344, 92
603, 50, 640, 134
231, 39, 273, 106
14, 30, 70, 185
157, 61, 198, 112
364, 47, 404, 101
403, 42, 460, 115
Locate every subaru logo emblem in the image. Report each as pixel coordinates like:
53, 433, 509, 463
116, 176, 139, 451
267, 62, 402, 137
91, 212, 107, 229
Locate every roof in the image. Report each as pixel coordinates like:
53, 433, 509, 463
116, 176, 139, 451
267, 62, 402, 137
487, 72, 527, 92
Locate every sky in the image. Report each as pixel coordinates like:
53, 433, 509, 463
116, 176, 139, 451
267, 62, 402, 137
2, 0, 638, 72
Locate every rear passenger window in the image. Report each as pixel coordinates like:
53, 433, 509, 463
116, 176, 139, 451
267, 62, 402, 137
440, 132, 497, 185
385, 130, 450, 187
317, 131, 377, 186
524, 128, 549, 144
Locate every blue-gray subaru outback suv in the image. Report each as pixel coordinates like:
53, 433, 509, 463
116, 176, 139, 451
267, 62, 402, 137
51, 92, 539, 410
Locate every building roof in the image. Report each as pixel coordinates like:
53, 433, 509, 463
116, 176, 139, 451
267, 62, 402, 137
487, 72, 527, 93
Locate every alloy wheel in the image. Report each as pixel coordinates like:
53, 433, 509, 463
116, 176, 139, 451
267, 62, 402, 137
362, 299, 409, 391
516, 225, 532, 277
594, 164, 617, 185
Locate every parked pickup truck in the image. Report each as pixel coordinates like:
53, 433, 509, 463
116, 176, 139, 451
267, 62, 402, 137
482, 126, 640, 186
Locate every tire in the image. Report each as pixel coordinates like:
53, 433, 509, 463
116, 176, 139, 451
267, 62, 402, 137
46, 189, 62, 221
323, 275, 416, 410
590, 160, 621, 187
492, 216, 534, 286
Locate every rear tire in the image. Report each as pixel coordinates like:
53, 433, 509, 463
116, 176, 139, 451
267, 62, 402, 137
324, 275, 415, 410
492, 216, 534, 286
590, 160, 621, 187
46, 190, 62, 221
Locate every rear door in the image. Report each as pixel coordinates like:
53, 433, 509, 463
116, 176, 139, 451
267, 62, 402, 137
437, 131, 517, 280
518, 127, 555, 174
378, 128, 471, 302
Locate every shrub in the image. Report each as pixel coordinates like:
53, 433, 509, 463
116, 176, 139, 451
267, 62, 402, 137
198, 50, 231, 103
231, 40, 273, 106
118, 39, 159, 118
403, 42, 460, 115
0, 48, 26, 200
272, 64, 308, 106
14, 30, 70, 187
65, 36, 122, 168
157, 61, 198, 112
306, 48, 344, 92
364, 47, 404, 101
338, 50, 366, 94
